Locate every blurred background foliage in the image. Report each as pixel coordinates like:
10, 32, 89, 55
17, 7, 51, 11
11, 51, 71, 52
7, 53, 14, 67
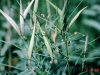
0, 0, 100, 75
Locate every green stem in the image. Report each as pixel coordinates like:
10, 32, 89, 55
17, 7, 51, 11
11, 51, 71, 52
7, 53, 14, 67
62, 33, 70, 75
66, 39, 70, 75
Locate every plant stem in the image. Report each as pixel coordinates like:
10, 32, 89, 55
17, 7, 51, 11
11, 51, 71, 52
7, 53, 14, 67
63, 33, 70, 75
82, 36, 88, 71
66, 38, 70, 75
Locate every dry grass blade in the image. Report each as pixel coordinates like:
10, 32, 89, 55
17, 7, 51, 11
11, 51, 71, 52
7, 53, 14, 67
52, 28, 57, 44
40, 27, 53, 59
20, 0, 24, 35
0, 9, 21, 35
68, 6, 88, 29
23, 0, 34, 19
28, 25, 35, 60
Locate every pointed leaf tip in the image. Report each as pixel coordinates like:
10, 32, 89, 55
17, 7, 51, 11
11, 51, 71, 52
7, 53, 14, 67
23, 0, 35, 19
68, 6, 88, 29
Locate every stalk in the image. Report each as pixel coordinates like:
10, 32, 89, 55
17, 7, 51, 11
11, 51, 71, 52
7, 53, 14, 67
66, 37, 70, 75
62, 32, 70, 75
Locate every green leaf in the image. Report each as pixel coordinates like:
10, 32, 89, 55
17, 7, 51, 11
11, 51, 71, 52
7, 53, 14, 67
17, 70, 36, 75
46, 0, 61, 16
0, 9, 21, 35
83, 19, 100, 31
46, 0, 68, 28
40, 27, 53, 59
20, 0, 24, 35
34, 0, 39, 13
28, 25, 35, 60
62, 0, 68, 14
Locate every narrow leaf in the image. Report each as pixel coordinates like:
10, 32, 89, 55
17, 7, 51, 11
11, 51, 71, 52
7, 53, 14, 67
33, 0, 39, 20
62, 0, 68, 14
20, 0, 24, 35
68, 6, 88, 29
83, 19, 100, 31
60, 0, 68, 25
34, 0, 39, 13
23, 0, 34, 19
84, 36, 88, 52
0, 9, 21, 35
28, 25, 35, 60
46, 0, 61, 15
40, 27, 53, 59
